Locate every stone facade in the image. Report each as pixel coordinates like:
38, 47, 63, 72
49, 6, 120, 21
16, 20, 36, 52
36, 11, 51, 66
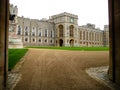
9, 4, 109, 47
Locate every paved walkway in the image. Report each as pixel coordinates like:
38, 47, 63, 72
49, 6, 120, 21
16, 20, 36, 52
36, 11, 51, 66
9, 49, 111, 90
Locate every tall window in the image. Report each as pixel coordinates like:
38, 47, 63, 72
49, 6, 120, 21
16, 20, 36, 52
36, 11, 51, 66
69, 25, 74, 37
80, 31, 82, 40
50, 40, 52, 43
39, 39, 41, 42
86, 32, 88, 40
17, 25, 21, 35
25, 38, 28, 42
92, 32, 94, 41
25, 26, 28, 36
38, 28, 42, 37
32, 27, 35, 36
83, 31, 85, 40
45, 29, 48, 37
59, 25, 63, 37
51, 30, 52, 37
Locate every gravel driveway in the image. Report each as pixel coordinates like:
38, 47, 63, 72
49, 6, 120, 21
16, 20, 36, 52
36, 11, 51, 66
14, 48, 111, 90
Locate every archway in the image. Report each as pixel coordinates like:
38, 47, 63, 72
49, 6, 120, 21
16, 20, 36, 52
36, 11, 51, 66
70, 39, 74, 46
59, 39, 63, 46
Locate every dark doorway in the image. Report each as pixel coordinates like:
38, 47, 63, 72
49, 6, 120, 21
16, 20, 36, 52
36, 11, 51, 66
70, 39, 74, 46
59, 39, 63, 46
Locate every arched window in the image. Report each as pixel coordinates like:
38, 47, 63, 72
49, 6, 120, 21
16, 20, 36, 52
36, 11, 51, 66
69, 25, 74, 37
17, 25, 21, 35
59, 25, 63, 37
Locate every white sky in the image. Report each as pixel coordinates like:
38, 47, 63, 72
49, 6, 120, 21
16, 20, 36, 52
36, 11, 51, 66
10, 0, 108, 30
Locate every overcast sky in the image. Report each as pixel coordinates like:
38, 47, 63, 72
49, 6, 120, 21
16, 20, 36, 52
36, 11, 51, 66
10, 0, 108, 30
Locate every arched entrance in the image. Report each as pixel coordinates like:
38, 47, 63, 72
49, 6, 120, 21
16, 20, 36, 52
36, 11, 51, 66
70, 39, 74, 46
59, 39, 63, 46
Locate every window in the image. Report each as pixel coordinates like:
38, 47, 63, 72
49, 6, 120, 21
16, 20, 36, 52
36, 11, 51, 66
69, 25, 74, 37
32, 27, 35, 36
51, 30, 52, 37
17, 25, 21, 35
50, 40, 52, 43
38, 29, 41, 37
45, 29, 47, 37
45, 39, 47, 42
33, 38, 35, 42
39, 39, 41, 42
39, 32, 41, 37
59, 25, 63, 37
25, 38, 28, 42
39, 33, 41, 36
25, 26, 28, 36
80, 31, 82, 40
70, 18, 74, 23
83, 31, 85, 40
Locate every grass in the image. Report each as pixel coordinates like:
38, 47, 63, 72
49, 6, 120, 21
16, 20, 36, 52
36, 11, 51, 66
26, 46, 109, 51
8, 48, 28, 70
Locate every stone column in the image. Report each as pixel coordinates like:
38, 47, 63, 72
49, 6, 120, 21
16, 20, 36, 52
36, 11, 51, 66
0, 0, 9, 89
109, 0, 120, 86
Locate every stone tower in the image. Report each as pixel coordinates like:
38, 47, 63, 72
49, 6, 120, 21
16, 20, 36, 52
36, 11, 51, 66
50, 12, 79, 47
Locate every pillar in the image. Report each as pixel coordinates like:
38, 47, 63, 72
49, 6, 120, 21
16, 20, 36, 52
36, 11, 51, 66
109, 0, 120, 86
0, 0, 9, 89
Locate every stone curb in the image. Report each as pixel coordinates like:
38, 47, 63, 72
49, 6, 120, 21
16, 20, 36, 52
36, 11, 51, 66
86, 66, 120, 90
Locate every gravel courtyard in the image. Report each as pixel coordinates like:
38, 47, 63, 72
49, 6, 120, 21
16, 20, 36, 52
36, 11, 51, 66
14, 48, 111, 90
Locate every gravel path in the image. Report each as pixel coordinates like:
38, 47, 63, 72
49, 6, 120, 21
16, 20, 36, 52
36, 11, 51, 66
14, 48, 111, 90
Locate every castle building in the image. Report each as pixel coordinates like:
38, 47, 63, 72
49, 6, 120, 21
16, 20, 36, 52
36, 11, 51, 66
9, 4, 109, 47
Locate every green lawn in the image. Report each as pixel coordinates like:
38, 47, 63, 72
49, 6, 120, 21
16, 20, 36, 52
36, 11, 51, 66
8, 48, 28, 70
26, 46, 109, 51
